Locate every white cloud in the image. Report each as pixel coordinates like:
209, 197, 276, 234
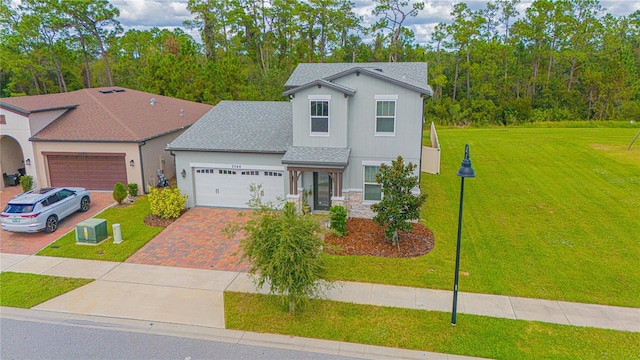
112, 0, 640, 46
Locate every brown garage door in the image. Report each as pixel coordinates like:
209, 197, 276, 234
47, 154, 127, 190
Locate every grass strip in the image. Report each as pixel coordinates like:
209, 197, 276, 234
0, 272, 92, 308
37, 196, 162, 262
225, 292, 640, 360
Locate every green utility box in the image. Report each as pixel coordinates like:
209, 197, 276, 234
76, 218, 108, 244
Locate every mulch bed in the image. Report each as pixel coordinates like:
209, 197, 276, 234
143, 209, 188, 228
324, 218, 435, 258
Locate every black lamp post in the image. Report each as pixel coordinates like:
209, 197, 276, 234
452, 143, 475, 326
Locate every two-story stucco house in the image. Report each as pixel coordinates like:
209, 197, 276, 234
167, 62, 432, 217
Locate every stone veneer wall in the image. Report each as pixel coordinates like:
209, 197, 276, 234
286, 194, 302, 213
288, 190, 375, 219
342, 190, 375, 219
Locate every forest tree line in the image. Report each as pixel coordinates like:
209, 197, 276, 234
1, 0, 639, 125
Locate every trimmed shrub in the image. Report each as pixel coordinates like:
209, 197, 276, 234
127, 183, 138, 197
20, 175, 33, 193
112, 182, 127, 204
329, 205, 347, 237
148, 187, 186, 219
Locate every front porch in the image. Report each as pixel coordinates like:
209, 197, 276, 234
282, 146, 349, 213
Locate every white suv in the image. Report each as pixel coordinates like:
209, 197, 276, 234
1, 187, 91, 233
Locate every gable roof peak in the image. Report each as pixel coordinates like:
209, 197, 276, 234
285, 62, 432, 96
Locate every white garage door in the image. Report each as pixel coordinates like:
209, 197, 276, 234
194, 166, 284, 208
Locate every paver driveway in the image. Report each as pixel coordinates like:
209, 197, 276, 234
126, 207, 250, 272
0, 189, 114, 255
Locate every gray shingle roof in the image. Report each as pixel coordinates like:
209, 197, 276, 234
166, 101, 292, 153
285, 62, 432, 95
282, 146, 351, 167
282, 79, 356, 97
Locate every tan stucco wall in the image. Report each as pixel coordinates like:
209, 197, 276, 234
0, 109, 37, 186
140, 130, 186, 193
1, 137, 24, 175
29, 109, 68, 136
32, 142, 141, 188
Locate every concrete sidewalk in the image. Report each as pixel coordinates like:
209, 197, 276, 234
1, 253, 638, 357
0, 254, 640, 359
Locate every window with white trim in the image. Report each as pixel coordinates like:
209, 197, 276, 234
363, 165, 382, 201
375, 100, 396, 134
310, 100, 329, 134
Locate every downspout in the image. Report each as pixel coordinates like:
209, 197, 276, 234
138, 141, 146, 193
418, 94, 425, 182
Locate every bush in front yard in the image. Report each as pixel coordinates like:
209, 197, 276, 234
329, 205, 347, 237
113, 182, 127, 204
148, 187, 186, 219
127, 183, 138, 197
20, 175, 33, 193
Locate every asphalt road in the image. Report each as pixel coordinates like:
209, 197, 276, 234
1, 318, 358, 360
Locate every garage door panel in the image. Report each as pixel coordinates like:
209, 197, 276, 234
194, 167, 283, 208
48, 155, 127, 190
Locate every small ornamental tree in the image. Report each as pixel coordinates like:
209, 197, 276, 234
226, 195, 330, 314
371, 156, 427, 245
112, 182, 127, 204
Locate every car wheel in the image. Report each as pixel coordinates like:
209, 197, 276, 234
45, 215, 58, 233
79, 196, 90, 212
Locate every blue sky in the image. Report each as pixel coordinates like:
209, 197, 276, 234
111, 0, 640, 45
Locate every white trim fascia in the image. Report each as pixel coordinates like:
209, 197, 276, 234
343, 188, 362, 193
374, 94, 398, 100
308, 94, 332, 100
362, 160, 392, 166
190, 162, 284, 171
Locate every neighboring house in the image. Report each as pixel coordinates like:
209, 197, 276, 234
0, 88, 212, 192
168, 62, 433, 217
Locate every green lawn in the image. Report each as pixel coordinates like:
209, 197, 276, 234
37, 196, 163, 262
225, 292, 640, 360
0, 272, 92, 308
325, 127, 640, 307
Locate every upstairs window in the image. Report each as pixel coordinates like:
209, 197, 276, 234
310, 100, 329, 134
375, 100, 396, 135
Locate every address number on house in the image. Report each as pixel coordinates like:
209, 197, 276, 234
231, 164, 242, 169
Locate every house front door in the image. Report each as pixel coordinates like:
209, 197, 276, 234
313, 172, 332, 211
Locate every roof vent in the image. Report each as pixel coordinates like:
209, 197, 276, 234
150, 98, 156, 106
374, 68, 383, 72
179, 109, 184, 117
113, 89, 125, 93
99, 90, 113, 94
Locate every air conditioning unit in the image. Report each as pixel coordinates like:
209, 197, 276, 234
76, 218, 108, 244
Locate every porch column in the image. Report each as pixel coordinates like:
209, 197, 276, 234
288, 170, 302, 195
327, 170, 344, 199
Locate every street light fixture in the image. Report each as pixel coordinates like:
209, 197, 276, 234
452, 143, 475, 326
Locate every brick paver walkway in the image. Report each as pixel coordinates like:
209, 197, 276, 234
126, 207, 250, 272
0, 191, 115, 255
